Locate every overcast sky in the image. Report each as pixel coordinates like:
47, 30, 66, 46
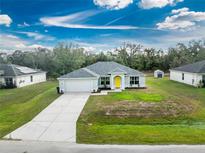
0, 0, 205, 52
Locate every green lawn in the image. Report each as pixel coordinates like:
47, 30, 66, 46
0, 81, 60, 138
77, 77, 205, 144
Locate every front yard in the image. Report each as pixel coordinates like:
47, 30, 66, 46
77, 77, 205, 144
0, 81, 60, 138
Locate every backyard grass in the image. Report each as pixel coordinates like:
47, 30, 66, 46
77, 77, 205, 144
0, 81, 60, 138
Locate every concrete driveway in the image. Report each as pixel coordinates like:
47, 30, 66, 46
4, 93, 90, 142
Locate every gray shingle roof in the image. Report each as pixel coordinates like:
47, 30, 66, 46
170, 60, 205, 73
59, 61, 144, 79
59, 68, 97, 78
108, 67, 127, 74
86, 61, 144, 76
0, 64, 45, 76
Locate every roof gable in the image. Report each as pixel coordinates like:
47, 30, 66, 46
108, 67, 127, 74
86, 61, 144, 76
59, 68, 97, 79
0, 64, 20, 76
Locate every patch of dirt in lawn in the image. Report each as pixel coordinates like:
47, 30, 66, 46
103, 100, 196, 118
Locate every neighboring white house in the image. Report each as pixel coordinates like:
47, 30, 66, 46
0, 64, 46, 88
154, 70, 164, 78
58, 61, 146, 92
170, 60, 205, 87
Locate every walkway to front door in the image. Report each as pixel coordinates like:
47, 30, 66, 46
4, 93, 90, 142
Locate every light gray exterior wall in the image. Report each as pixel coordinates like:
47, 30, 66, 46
59, 77, 98, 92
170, 70, 203, 87
59, 74, 146, 92
110, 73, 126, 90
0, 77, 4, 85
125, 75, 146, 88
15, 72, 46, 88
98, 74, 146, 90
139, 76, 146, 87
0, 72, 46, 88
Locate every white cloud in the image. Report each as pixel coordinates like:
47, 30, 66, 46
40, 10, 138, 30
64, 40, 115, 53
75, 25, 205, 52
138, 0, 183, 9
15, 43, 26, 48
0, 34, 53, 52
0, 34, 27, 50
6, 34, 19, 39
28, 44, 52, 50
17, 22, 30, 27
17, 31, 55, 40
19, 32, 44, 40
148, 27, 205, 50
171, 7, 188, 14
93, 0, 133, 10
157, 8, 205, 30
0, 14, 12, 27
82, 46, 96, 53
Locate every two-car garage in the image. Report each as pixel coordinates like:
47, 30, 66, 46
57, 68, 99, 93
59, 78, 98, 92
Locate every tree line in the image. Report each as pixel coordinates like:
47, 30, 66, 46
0, 40, 205, 78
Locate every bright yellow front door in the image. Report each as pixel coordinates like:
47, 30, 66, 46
114, 76, 121, 89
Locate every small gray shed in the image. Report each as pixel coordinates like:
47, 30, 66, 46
154, 70, 164, 78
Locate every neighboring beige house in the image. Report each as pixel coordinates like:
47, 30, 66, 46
0, 64, 46, 88
170, 60, 205, 87
58, 61, 146, 92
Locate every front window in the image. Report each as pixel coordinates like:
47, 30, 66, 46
130, 76, 139, 85
100, 77, 110, 86
5, 78, 13, 86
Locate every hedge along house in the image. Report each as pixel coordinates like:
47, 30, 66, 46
170, 60, 205, 87
58, 61, 146, 92
0, 64, 46, 88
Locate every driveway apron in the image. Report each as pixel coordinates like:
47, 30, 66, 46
4, 93, 90, 142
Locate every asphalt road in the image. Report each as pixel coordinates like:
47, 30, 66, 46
0, 140, 205, 153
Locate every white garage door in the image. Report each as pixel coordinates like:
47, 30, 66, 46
64, 79, 97, 92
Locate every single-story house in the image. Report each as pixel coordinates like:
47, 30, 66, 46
170, 60, 205, 87
154, 70, 164, 78
58, 61, 146, 92
0, 64, 46, 88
